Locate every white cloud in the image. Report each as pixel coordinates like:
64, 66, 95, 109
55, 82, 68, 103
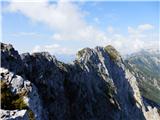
52, 33, 62, 40
107, 26, 114, 33
32, 45, 41, 53
6, 0, 158, 56
8, 0, 47, 2
32, 44, 75, 55
137, 24, 154, 31
93, 17, 100, 24
7, 0, 107, 42
128, 24, 154, 37
45, 44, 60, 49
127, 24, 154, 36
8, 0, 87, 40
104, 24, 157, 55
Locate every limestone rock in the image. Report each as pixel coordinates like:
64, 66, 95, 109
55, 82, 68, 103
0, 109, 28, 120
0, 68, 42, 120
1, 42, 160, 120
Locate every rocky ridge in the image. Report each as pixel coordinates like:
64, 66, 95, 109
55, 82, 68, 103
0, 43, 160, 120
125, 49, 160, 104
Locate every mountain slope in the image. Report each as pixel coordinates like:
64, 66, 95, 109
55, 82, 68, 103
0, 43, 160, 120
125, 49, 160, 104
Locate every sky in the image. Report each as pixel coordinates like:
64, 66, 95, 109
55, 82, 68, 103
1, 0, 159, 62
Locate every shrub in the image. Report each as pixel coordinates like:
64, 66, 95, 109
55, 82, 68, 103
104, 45, 120, 61
77, 49, 86, 57
1, 81, 28, 110
12, 97, 28, 110
1, 81, 14, 109
27, 109, 35, 120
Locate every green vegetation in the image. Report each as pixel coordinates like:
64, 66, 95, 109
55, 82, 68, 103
139, 81, 160, 104
125, 53, 160, 104
77, 48, 86, 57
129, 57, 160, 80
27, 109, 36, 120
1, 81, 28, 110
12, 97, 28, 110
104, 45, 120, 61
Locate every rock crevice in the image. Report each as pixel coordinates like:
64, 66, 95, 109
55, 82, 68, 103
1, 42, 159, 120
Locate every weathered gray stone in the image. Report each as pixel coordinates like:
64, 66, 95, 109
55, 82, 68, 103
0, 109, 28, 120
1, 42, 159, 120
0, 68, 43, 120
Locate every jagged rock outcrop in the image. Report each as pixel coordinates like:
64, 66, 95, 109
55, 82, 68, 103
125, 49, 160, 104
0, 109, 28, 120
1, 42, 160, 120
0, 68, 42, 120
1, 43, 25, 74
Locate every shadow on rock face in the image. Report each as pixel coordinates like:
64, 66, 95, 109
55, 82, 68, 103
0, 42, 149, 120
101, 48, 146, 120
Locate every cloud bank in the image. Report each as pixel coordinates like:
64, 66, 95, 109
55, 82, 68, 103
5, 0, 158, 56
32, 44, 75, 55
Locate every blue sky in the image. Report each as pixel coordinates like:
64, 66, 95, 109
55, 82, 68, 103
1, 0, 159, 62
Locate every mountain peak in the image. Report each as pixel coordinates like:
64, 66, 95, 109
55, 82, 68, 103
32, 52, 57, 62
104, 45, 121, 61
76, 47, 93, 58
76, 45, 122, 62
1, 42, 14, 51
1, 42, 160, 120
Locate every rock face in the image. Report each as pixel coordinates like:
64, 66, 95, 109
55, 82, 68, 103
1, 42, 160, 120
0, 109, 28, 120
0, 68, 42, 120
125, 49, 160, 104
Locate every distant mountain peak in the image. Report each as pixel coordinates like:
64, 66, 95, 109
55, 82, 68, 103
125, 49, 160, 105
144, 47, 160, 54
